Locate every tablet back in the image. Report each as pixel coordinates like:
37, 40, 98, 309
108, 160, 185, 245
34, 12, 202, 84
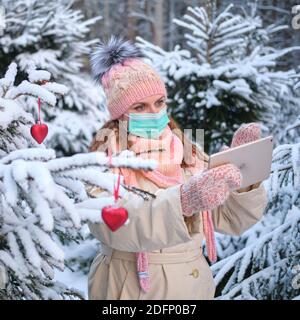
208, 136, 273, 189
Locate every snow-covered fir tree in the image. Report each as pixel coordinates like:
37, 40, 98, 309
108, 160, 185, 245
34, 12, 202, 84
211, 126, 300, 300
207, 71, 300, 300
0, 0, 109, 157
0, 62, 157, 299
276, 77, 300, 145
136, 3, 300, 153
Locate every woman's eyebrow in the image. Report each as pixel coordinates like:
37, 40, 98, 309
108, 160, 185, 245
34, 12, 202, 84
132, 96, 165, 106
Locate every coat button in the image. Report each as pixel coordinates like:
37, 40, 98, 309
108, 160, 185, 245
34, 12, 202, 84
190, 268, 199, 278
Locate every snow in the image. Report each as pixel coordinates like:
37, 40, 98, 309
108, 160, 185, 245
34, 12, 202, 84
28, 69, 51, 83
76, 197, 115, 224
0, 98, 32, 129
212, 142, 300, 299
54, 240, 97, 299
1, 0, 300, 300
0, 62, 17, 88
6, 232, 30, 276
30, 183, 54, 231
41, 82, 69, 95
30, 225, 65, 261
2, 0, 106, 158
134, 2, 300, 300
6, 80, 57, 106
0, 250, 26, 280
0, 58, 162, 299
14, 227, 42, 269
0, 148, 56, 164
3, 165, 18, 206
55, 266, 88, 299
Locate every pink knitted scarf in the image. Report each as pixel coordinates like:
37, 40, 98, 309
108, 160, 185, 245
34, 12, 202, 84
109, 125, 217, 293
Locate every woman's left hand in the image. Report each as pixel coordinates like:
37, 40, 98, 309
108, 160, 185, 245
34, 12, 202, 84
221, 122, 262, 193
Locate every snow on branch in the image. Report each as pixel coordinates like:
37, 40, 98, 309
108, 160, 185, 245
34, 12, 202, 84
0, 144, 158, 299
212, 141, 300, 300
28, 69, 51, 83
1, 62, 68, 107
0, 60, 158, 299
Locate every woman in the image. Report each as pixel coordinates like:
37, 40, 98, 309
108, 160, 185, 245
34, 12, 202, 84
85, 35, 268, 300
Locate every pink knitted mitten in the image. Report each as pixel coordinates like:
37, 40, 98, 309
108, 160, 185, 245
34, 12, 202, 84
221, 123, 261, 151
180, 163, 242, 216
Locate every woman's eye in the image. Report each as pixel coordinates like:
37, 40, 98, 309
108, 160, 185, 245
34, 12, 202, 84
134, 106, 144, 111
158, 100, 165, 106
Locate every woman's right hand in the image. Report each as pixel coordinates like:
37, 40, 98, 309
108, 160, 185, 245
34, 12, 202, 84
180, 163, 242, 216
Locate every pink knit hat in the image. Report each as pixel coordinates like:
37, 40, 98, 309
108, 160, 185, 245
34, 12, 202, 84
90, 35, 167, 120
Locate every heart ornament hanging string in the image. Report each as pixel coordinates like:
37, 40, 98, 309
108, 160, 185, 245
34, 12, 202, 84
101, 148, 129, 232
30, 84, 49, 144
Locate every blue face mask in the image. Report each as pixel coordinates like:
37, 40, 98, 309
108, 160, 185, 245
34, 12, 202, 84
125, 106, 170, 139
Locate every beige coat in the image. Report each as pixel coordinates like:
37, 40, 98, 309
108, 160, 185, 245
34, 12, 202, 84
86, 166, 268, 300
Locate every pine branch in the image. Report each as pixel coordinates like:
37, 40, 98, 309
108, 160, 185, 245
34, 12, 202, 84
122, 184, 156, 200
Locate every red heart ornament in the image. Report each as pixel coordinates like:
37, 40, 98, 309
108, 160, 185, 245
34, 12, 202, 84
102, 206, 128, 232
30, 123, 48, 144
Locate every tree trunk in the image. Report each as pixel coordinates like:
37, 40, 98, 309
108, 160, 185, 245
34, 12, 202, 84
127, 0, 137, 40
103, 0, 110, 38
154, 0, 164, 47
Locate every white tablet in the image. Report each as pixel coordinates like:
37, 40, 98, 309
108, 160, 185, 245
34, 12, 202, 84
208, 136, 274, 190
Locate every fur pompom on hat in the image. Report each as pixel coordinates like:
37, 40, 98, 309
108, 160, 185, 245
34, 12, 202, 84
90, 35, 167, 120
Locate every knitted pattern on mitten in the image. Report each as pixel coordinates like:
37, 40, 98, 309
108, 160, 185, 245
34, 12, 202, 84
180, 163, 242, 216
221, 123, 261, 152
231, 123, 261, 148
